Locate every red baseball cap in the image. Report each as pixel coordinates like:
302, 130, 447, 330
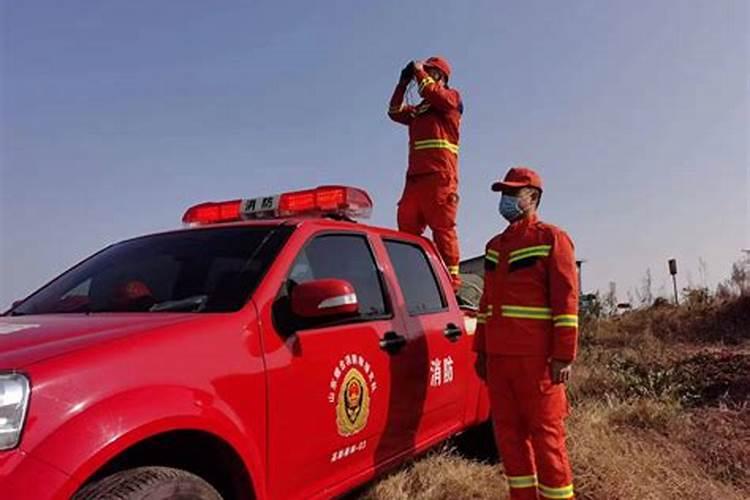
424, 56, 451, 79
491, 166, 543, 192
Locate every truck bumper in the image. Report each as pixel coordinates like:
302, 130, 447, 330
0, 449, 70, 500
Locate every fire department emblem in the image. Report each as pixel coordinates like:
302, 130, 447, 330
328, 353, 377, 437
336, 369, 370, 436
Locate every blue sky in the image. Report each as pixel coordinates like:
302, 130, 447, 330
1, 0, 748, 307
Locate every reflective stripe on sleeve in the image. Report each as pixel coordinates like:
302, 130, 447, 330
501, 305, 552, 320
508, 244, 551, 263
415, 103, 431, 114
476, 305, 493, 324
388, 105, 404, 114
485, 249, 500, 264
447, 265, 460, 275
553, 314, 579, 328
539, 483, 574, 499
413, 139, 459, 154
507, 474, 538, 489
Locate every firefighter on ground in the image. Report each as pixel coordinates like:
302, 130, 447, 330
388, 56, 463, 289
474, 167, 579, 500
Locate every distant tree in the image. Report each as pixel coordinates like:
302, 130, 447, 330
635, 268, 654, 306
718, 255, 750, 298
603, 284, 618, 316
698, 257, 709, 288
730, 257, 750, 296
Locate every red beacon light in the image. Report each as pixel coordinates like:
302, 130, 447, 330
182, 186, 373, 225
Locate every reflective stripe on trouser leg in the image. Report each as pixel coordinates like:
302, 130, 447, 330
539, 483, 574, 499
486, 356, 538, 500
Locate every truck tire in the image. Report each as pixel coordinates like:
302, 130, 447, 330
73, 466, 223, 500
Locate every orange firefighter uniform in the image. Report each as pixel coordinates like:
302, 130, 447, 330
473, 168, 579, 500
388, 56, 463, 284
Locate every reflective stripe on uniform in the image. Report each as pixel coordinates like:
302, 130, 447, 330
419, 76, 436, 92
413, 139, 459, 154
553, 314, 579, 328
507, 475, 538, 489
476, 305, 493, 324
485, 249, 500, 264
539, 483, 574, 499
501, 305, 552, 320
388, 104, 404, 114
447, 265, 460, 275
508, 244, 551, 264
415, 103, 431, 114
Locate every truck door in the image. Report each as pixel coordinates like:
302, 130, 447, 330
381, 238, 470, 443
258, 232, 417, 499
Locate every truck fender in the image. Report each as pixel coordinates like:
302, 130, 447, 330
26, 385, 263, 500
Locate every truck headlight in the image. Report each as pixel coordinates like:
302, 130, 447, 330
0, 374, 30, 450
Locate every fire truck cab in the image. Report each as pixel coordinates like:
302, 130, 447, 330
0, 186, 489, 500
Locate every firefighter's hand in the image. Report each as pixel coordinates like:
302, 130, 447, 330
474, 351, 487, 380
399, 62, 415, 83
550, 359, 573, 385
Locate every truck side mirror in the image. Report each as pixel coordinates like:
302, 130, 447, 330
290, 279, 359, 320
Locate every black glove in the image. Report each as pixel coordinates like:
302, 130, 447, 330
399, 61, 415, 83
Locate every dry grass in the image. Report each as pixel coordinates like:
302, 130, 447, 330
357, 297, 750, 500
567, 402, 746, 499
359, 446, 507, 500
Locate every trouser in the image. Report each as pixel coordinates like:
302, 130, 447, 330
487, 355, 574, 500
397, 172, 460, 284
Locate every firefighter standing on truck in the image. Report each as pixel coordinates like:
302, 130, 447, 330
474, 167, 578, 500
388, 56, 463, 289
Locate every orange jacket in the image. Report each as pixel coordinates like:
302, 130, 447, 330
388, 68, 463, 178
473, 214, 579, 361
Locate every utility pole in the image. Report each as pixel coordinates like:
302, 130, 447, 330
668, 258, 679, 305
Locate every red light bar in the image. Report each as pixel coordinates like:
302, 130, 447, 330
182, 199, 242, 225
182, 186, 373, 225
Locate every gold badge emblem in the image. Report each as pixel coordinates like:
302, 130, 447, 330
336, 368, 370, 437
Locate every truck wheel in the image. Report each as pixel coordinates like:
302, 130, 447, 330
74, 466, 223, 500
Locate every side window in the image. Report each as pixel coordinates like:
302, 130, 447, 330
384, 240, 446, 315
288, 234, 387, 318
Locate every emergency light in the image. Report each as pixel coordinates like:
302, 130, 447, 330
182, 186, 373, 225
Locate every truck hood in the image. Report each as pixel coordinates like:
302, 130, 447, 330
0, 314, 197, 369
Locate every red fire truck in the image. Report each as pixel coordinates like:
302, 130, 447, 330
0, 186, 489, 500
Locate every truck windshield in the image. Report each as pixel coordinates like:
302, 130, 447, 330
9, 226, 291, 315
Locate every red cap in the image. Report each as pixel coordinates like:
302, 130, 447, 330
114, 280, 152, 302
424, 56, 451, 79
491, 167, 543, 192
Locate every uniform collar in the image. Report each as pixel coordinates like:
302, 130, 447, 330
508, 212, 538, 231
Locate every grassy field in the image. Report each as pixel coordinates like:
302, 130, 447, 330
358, 296, 750, 500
